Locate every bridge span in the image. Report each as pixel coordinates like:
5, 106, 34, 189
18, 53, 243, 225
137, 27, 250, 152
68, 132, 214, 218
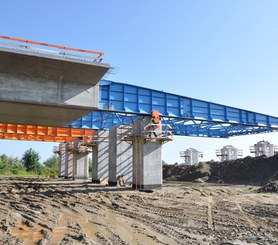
1, 36, 278, 190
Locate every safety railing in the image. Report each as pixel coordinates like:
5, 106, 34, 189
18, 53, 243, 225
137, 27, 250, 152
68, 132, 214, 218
122, 123, 173, 144
143, 123, 173, 140
0, 35, 104, 63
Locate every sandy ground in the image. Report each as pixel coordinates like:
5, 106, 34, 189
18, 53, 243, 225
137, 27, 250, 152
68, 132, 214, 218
0, 179, 277, 245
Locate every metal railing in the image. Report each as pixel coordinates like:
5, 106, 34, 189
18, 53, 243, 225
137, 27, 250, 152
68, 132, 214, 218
0, 35, 104, 63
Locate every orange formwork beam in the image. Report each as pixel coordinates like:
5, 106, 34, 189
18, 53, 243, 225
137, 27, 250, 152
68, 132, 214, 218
0, 123, 94, 143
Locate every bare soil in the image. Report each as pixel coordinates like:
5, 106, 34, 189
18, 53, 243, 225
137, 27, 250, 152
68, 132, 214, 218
0, 178, 277, 245
163, 154, 278, 186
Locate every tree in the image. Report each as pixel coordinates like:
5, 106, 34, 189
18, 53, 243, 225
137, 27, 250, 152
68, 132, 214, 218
0, 154, 25, 174
21, 148, 41, 172
43, 155, 59, 168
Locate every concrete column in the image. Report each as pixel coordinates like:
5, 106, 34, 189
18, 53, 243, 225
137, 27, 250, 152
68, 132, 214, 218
58, 143, 66, 177
65, 142, 73, 179
92, 130, 109, 184
132, 118, 163, 191
75, 150, 89, 180
58, 140, 89, 180
108, 126, 133, 186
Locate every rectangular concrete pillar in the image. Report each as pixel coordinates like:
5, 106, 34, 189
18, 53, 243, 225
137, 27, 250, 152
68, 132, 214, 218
108, 126, 133, 186
58, 140, 90, 180
132, 118, 163, 190
92, 130, 109, 184
75, 152, 89, 180
65, 142, 73, 179
58, 143, 66, 177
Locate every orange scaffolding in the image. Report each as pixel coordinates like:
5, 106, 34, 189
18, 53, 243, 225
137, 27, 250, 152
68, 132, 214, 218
0, 123, 94, 143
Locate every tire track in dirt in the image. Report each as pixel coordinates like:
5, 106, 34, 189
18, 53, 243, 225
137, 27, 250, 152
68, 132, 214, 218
234, 201, 257, 229
1, 179, 278, 244
207, 203, 214, 230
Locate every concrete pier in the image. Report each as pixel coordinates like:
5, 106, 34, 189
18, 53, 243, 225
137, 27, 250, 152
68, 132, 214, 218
132, 118, 163, 191
92, 130, 109, 184
57, 143, 67, 177
57, 140, 90, 179
75, 151, 89, 180
65, 144, 74, 179
108, 126, 133, 186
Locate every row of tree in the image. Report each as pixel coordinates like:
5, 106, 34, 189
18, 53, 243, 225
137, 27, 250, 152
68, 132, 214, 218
0, 148, 58, 176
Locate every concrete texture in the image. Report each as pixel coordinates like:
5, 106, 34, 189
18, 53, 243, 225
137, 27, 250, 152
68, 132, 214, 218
58, 141, 89, 179
0, 47, 109, 85
75, 152, 89, 180
58, 143, 66, 177
92, 130, 109, 183
0, 47, 109, 126
0, 100, 93, 127
132, 118, 163, 190
65, 144, 73, 179
108, 126, 133, 186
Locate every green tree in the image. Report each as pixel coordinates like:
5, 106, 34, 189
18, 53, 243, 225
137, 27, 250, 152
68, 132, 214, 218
0, 154, 11, 173
21, 148, 41, 173
0, 154, 26, 175
43, 155, 59, 168
42, 155, 58, 176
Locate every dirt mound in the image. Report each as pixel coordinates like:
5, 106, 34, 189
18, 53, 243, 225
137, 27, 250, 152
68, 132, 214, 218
163, 162, 210, 182
163, 154, 278, 185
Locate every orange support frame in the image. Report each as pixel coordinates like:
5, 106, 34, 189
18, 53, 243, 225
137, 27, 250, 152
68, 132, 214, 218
0, 123, 94, 143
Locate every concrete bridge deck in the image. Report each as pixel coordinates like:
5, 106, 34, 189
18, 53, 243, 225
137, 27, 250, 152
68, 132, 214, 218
0, 45, 109, 126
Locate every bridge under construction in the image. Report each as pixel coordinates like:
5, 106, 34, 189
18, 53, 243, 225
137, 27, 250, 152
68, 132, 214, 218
1, 36, 277, 190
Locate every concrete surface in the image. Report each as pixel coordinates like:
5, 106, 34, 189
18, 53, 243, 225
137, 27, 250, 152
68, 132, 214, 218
0, 47, 109, 84
58, 143, 66, 177
0, 47, 109, 126
108, 126, 133, 186
65, 144, 73, 179
92, 130, 109, 183
132, 118, 163, 190
75, 152, 89, 180
58, 141, 89, 179
0, 100, 93, 126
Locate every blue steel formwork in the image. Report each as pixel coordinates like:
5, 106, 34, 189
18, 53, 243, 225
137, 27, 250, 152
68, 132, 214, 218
68, 80, 278, 138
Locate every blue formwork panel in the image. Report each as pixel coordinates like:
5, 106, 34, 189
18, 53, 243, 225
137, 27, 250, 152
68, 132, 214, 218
67, 80, 278, 137
98, 80, 278, 127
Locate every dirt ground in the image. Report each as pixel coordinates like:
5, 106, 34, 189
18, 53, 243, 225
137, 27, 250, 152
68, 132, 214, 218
0, 178, 277, 245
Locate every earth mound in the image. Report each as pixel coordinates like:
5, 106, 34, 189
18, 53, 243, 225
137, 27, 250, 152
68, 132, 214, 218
163, 154, 278, 185
258, 181, 278, 193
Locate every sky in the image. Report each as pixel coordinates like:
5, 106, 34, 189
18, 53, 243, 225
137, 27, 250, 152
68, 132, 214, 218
0, 0, 278, 164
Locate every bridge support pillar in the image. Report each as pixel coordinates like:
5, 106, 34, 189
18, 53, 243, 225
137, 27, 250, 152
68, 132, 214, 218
74, 150, 89, 180
57, 141, 89, 180
132, 118, 162, 191
57, 143, 66, 177
92, 130, 109, 184
108, 126, 133, 186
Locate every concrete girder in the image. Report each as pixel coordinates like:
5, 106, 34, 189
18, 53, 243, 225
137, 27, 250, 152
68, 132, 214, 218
0, 47, 110, 126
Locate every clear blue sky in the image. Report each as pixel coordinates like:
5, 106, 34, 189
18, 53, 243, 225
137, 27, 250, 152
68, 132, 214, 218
1, 0, 278, 163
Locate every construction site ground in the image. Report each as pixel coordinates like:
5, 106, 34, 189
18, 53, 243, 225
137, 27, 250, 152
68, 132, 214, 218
0, 178, 277, 245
